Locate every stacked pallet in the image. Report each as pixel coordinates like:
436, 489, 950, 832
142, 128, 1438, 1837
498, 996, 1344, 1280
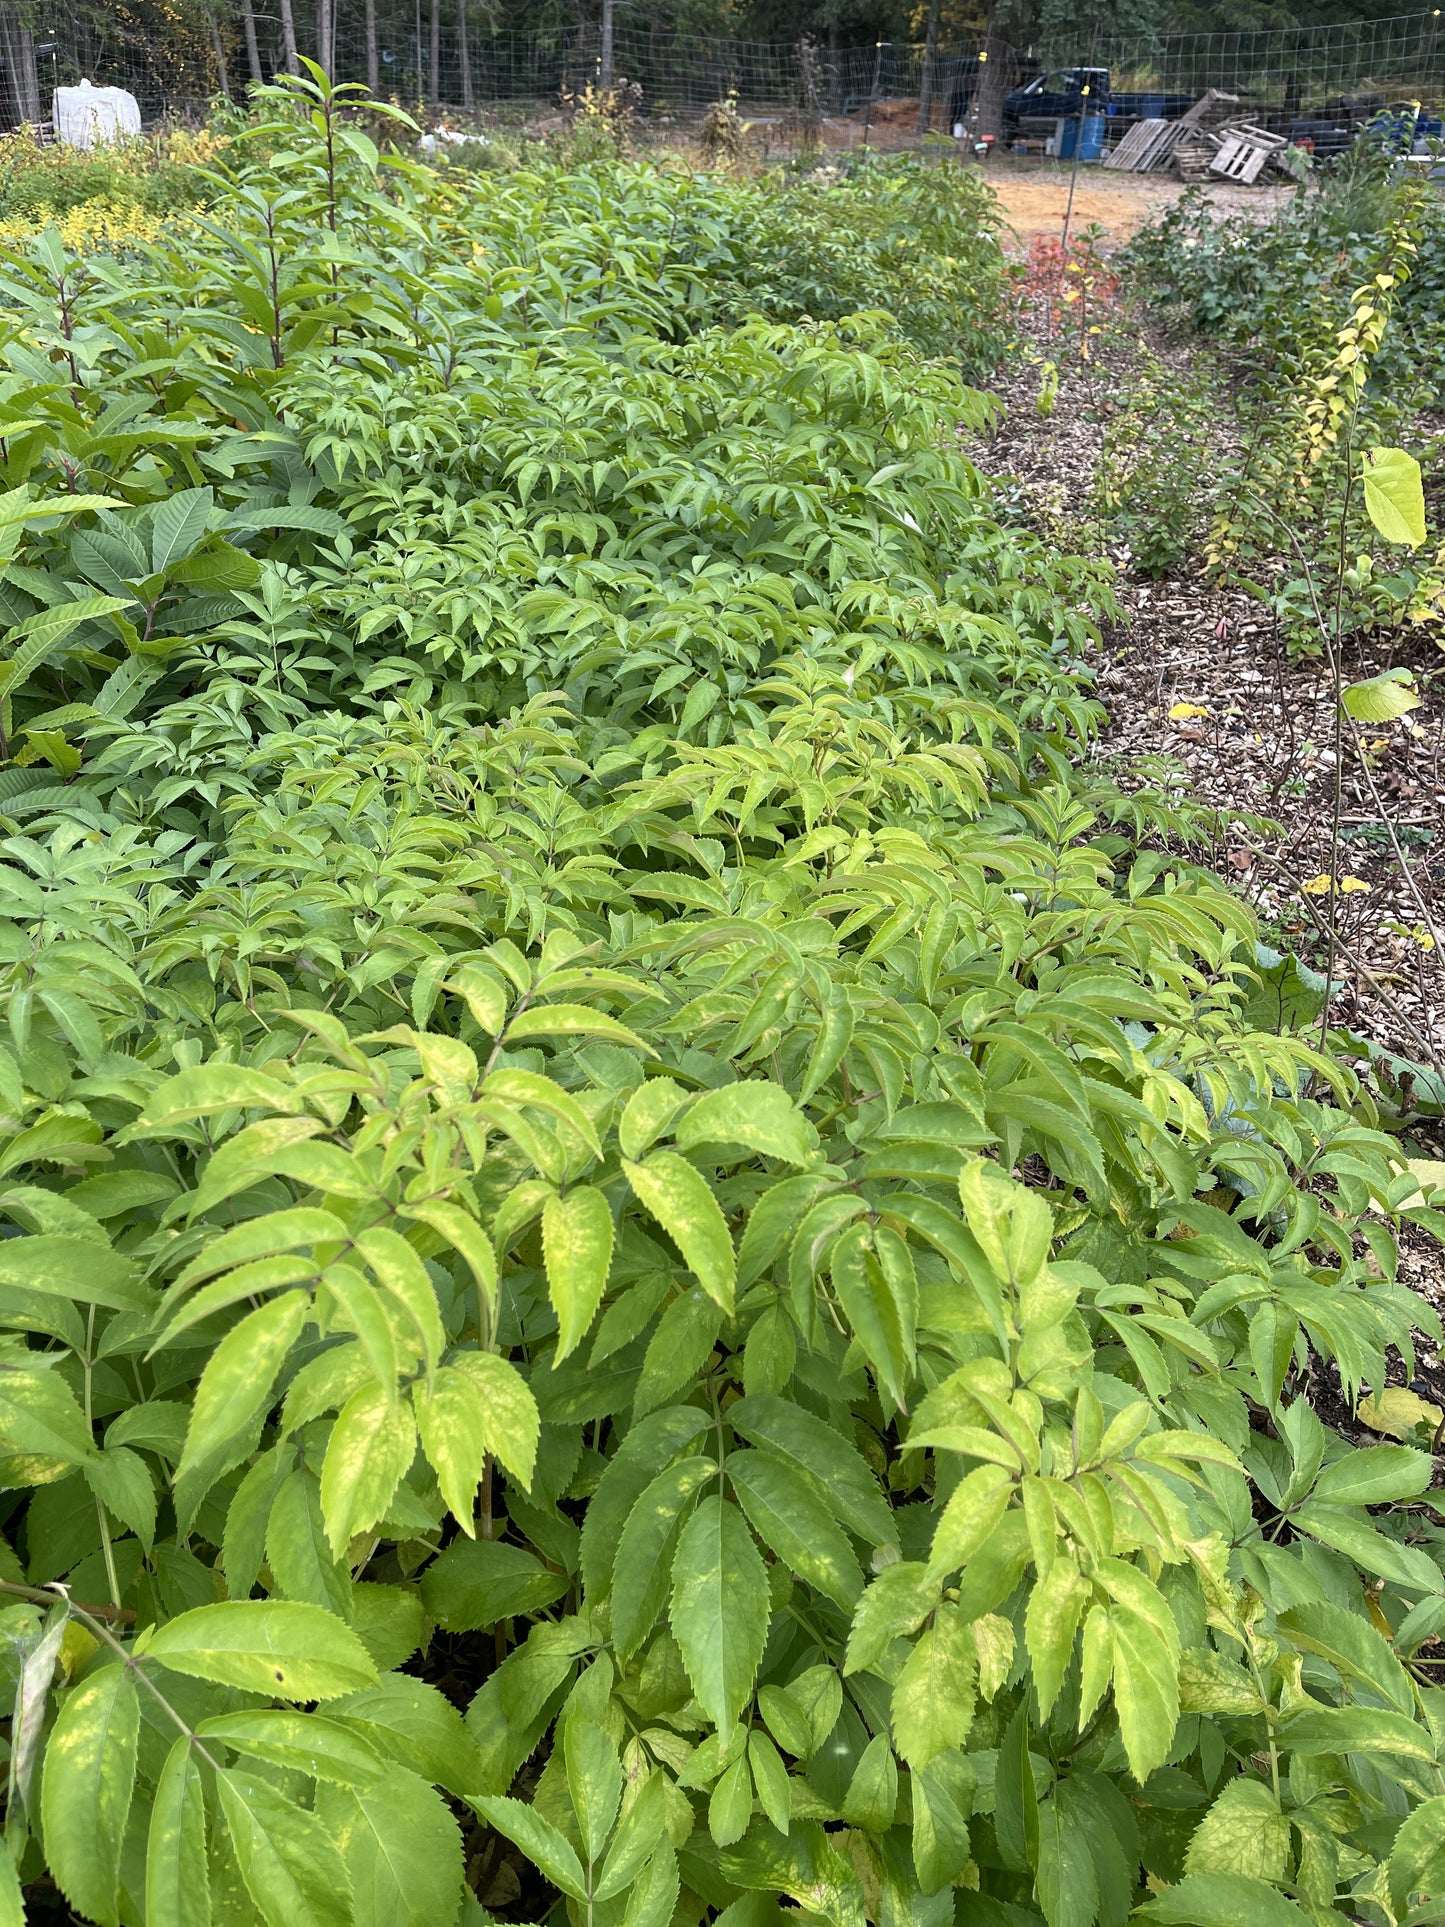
1209, 122, 1289, 182
1102, 116, 1185, 172
1102, 87, 1238, 175
1176, 117, 1291, 183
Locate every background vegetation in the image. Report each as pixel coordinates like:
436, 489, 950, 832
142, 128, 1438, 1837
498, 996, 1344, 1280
0, 64, 1440, 1927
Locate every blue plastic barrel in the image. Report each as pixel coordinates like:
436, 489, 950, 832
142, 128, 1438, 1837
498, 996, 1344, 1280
1057, 115, 1106, 160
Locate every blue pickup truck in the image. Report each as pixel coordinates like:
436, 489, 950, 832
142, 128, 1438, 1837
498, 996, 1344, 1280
1003, 67, 1196, 134
949, 66, 1195, 135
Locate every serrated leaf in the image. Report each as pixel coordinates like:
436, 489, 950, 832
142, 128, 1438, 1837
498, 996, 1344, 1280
217, 1766, 354, 1927
317, 1764, 464, 1927
471, 1796, 586, 1899
40, 1662, 138, 1927
727, 1448, 861, 1609
320, 1384, 417, 1558
890, 1602, 974, 1770
146, 1735, 210, 1927
543, 1184, 614, 1362
1184, 1777, 1288, 1882
612, 1454, 716, 1660
145, 1599, 378, 1700
420, 1536, 567, 1631
624, 1153, 735, 1312
669, 1492, 770, 1737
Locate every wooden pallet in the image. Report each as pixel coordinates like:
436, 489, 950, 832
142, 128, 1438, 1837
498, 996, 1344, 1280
1175, 129, 1223, 182
1102, 116, 1183, 171
1210, 134, 1274, 182
1177, 87, 1239, 128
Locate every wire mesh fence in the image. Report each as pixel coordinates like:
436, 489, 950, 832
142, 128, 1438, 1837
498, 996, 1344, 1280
6, 6, 1445, 135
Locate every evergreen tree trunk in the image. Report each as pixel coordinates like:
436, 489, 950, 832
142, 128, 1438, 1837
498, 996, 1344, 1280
316, 0, 332, 74
241, 0, 264, 84
971, 2, 1012, 141
916, 0, 940, 133
365, 0, 379, 94
278, 0, 301, 75
209, 7, 232, 95
457, 0, 472, 107
0, 6, 41, 128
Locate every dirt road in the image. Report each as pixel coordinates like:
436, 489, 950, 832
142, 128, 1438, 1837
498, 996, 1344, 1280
984, 155, 1294, 243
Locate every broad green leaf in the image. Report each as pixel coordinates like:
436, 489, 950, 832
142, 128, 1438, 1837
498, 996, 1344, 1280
729, 1394, 896, 1548
320, 1384, 417, 1558
1362, 446, 1426, 546
318, 1764, 465, 1927
0, 1363, 96, 1466
174, 1291, 309, 1503
448, 1351, 539, 1489
669, 1493, 770, 1737
1276, 1600, 1413, 1713
727, 1448, 862, 1609
144, 1599, 378, 1700
217, 1767, 354, 1927
623, 1838, 679, 1927
841, 1732, 897, 1833
596, 1773, 669, 1898
718, 1820, 865, 1927
612, 1454, 717, 1660
267, 1466, 354, 1617
420, 1537, 567, 1631
1343, 668, 1422, 723
566, 1718, 623, 1862
747, 1730, 792, 1835
151, 485, 215, 573
676, 1082, 816, 1166
329, 1675, 478, 1796
831, 1223, 914, 1408
1278, 1702, 1435, 1760
1035, 1794, 1098, 1927
1310, 1442, 1432, 1504
1136, 1873, 1310, 1926
0, 1234, 151, 1312
413, 1366, 488, 1532
146, 1736, 211, 1927
579, 1405, 711, 1601
198, 1710, 388, 1786
1109, 1608, 1180, 1783
471, 1796, 586, 1899
1184, 1777, 1289, 1882
1390, 1793, 1445, 1917
543, 1185, 614, 1362
709, 1754, 753, 1846
1024, 1560, 1090, 1717
891, 1603, 975, 1770
925, 1462, 1013, 1582
40, 1662, 138, 1927
845, 1561, 938, 1676
623, 1152, 735, 1312
354, 1227, 445, 1377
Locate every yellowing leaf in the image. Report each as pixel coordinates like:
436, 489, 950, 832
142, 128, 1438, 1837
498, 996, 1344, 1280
1343, 669, 1421, 723
1363, 446, 1426, 547
1168, 702, 1208, 721
1358, 1387, 1442, 1439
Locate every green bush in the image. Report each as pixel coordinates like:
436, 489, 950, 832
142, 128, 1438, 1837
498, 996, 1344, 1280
0, 68, 1438, 1927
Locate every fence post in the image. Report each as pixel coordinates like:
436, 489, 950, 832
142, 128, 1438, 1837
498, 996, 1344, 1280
601, 0, 614, 88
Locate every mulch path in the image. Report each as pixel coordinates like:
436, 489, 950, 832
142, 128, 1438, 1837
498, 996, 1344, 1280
966, 278, 1445, 1316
